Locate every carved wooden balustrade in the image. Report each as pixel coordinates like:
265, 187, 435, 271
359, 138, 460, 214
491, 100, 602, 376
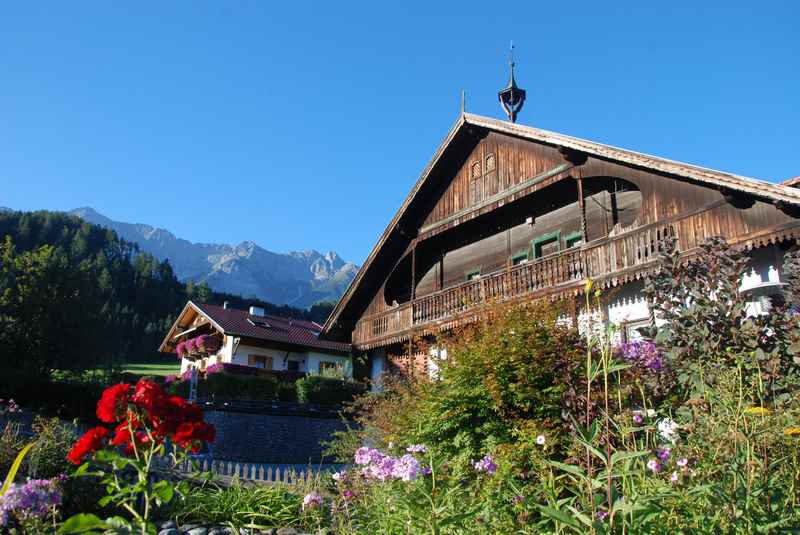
353, 223, 675, 348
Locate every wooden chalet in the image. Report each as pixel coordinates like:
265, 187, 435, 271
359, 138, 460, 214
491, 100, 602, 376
320, 66, 800, 381
159, 301, 352, 377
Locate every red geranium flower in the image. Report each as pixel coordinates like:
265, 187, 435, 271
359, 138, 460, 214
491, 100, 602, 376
152, 395, 203, 437
173, 421, 215, 452
96, 383, 131, 423
111, 421, 135, 446
67, 426, 109, 465
131, 379, 168, 417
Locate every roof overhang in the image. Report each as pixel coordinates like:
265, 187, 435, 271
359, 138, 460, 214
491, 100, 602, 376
157, 301, 227, 353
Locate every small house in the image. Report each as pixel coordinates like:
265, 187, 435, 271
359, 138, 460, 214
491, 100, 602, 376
159, 301, 352, 378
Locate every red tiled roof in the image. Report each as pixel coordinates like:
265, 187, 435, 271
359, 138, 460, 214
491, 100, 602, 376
195, 302, 351, 354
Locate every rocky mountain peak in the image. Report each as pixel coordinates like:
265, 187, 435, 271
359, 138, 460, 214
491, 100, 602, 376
69, 207, 358, 308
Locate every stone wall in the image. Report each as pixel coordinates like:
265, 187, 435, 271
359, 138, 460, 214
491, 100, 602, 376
202, 409, 349, 463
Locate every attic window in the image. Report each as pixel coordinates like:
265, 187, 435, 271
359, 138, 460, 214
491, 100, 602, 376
248, 318, 271, 328
471, 161, 482, 179
485, 153, 496, 172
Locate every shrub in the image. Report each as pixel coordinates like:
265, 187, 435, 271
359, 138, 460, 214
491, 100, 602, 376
0, 374, 103, 422
295, 376, 366, 405
329, 302, 585, 471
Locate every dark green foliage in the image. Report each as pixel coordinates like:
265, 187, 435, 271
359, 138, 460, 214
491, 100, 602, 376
0, 210, 328, 384
295, 375, 366, 405
643, 236, 800, 406
0, 372, 104, 420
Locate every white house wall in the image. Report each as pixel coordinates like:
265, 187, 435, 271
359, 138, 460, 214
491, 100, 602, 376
180, 335, 352, 378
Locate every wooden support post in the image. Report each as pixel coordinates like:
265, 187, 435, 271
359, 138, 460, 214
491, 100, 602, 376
577, 172, 587, 244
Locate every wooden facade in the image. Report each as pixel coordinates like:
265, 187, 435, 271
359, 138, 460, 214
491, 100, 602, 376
322, 113, 800, 357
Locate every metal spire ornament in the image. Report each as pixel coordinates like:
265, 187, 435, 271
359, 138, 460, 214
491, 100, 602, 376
498, 42, 526, 123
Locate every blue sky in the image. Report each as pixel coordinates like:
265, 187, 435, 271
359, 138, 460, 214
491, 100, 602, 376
1, 2, 798, 264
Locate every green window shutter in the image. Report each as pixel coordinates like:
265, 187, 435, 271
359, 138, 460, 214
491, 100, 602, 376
531, 231, 561, 259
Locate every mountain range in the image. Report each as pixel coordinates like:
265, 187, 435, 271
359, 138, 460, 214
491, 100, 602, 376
68, 207, 358, 308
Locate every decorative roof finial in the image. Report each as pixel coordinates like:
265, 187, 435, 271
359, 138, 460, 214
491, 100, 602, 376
498, 41, 526, 123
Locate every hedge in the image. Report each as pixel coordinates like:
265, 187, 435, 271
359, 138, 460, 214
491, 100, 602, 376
295, 375, 367, 405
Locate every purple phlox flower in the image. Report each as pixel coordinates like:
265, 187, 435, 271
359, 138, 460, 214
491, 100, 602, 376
618, 341, 663, 371
0, 478, 62, 526
474, 455, 497, 475
646, 459, 661, 473
302, 492, 323, 511
164, 374, 177, 384
512, 495, 525, 505
596, 510, 609, 521
406, 444, 427, 453
354, 447, 384, 466
535, 435, 546, 445
422, 466, 432, 476
677, 457, 689, 468
391, 454, 422, 482
342, 489, 354, 499
632, 413, 644, 425
670, 471, 679, 483
656, 447, 671, 462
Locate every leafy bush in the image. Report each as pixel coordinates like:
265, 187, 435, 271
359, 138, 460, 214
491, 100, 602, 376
296, 376, 366, 406
329, 302, 584, 470
169, 372, 300, 403
0, 374, 103, 421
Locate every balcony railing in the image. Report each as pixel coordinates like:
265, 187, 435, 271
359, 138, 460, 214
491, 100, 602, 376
353, 223, 676, 348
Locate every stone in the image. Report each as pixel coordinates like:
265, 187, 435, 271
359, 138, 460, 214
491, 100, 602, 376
185, 527, 208, 535
276, 529, 299, 535
210, 527, 238, 535
160, 520, 178, 530
158, 530, 179, 535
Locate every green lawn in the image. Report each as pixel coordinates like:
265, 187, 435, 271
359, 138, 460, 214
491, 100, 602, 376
123, 362, 180, 377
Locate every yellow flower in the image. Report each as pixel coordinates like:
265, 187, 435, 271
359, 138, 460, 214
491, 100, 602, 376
784, 427, 800, 437
585, 279, 593, 293
744, 407, 770, 416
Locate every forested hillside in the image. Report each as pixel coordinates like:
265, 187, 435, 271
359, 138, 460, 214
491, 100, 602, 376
0, 210, 334, 378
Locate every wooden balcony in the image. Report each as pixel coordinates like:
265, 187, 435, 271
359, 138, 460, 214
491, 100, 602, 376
353, 223, 676, 349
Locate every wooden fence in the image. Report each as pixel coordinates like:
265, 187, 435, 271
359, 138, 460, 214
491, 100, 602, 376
152, 456, 343, 486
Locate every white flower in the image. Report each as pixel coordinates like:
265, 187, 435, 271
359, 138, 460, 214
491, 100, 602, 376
677, 458, 688, 468
536, 435, 546, 445
670, 471, 679, 483
657, 418, 679, 444
332, 471, 344, 481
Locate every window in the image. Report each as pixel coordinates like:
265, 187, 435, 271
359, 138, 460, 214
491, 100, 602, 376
248, 354, 273, 369
564, 231, 583, 249
485, 153, 496, 172
512, 251, 529, 265
465, 269, 481, 281
320, 361, 342, 374
532, 231, 561, 259
470, 161, 483, 204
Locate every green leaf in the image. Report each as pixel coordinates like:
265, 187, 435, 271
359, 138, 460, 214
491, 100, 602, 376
57, 513, 108, 534
609, 450, 649, 467
152, 480, 174, 504
547, 460, 588, 480
536, 505, 583, 532
1, 442, 35, 496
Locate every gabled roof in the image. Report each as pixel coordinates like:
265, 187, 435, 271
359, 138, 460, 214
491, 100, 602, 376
163, 301, 351, 354
321, 112, 800, 342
